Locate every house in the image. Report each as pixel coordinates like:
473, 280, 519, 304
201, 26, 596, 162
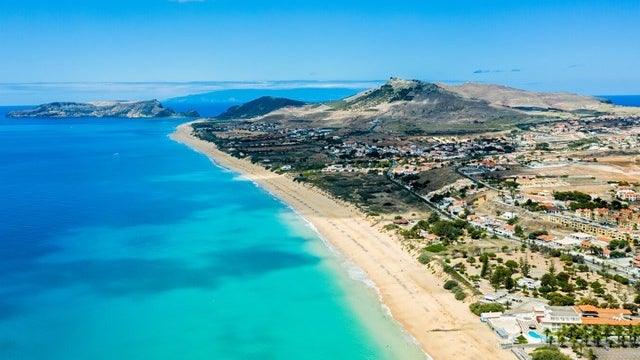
567, 232, 595, 242
517, 277, 541, 290
500, 212, 518, 220
496, 225, 515, 237
536, 234, 556, 243
484, 292, 508, 302
553, 237, 581, 249
419, 231, 440, 242
592, 236, 612, 248
480, 312, 503, 322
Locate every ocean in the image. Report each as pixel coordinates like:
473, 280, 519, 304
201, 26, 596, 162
600, 95, 640, 107
0, 107, 426, 360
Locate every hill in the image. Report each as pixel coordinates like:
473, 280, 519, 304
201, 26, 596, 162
438, 82, 609, 112
216, 96, 306, 120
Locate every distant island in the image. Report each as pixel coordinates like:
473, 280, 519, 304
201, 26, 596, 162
6, 99, 199, 118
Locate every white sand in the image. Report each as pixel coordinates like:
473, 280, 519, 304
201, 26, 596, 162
171, 122, 513, 360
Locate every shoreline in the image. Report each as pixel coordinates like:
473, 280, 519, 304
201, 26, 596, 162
170, 121, 513, 360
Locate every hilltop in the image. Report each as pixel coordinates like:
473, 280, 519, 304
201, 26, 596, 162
7, 100, 199, 119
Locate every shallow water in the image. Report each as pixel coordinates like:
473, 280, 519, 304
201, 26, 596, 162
0, 109, 425, 359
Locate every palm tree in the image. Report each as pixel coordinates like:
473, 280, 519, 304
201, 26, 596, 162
590, 325, 603, 347
543, 327, 552, 344
603, 324, 613, 339
606, 337, 615, 349
574, 325, 587, 346
615, 326, 626, 347
576, 341, 585, 357
630, 325, 640, 347
557, 325, 569, 347
585, 347, 598, 360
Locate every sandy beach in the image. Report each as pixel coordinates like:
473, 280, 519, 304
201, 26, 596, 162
171, 122, 513, 360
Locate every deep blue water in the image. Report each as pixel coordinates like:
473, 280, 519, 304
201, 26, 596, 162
0, 107, 424, 360
600, 95, 640, 107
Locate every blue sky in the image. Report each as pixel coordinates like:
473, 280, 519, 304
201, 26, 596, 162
1, 0, 639, 103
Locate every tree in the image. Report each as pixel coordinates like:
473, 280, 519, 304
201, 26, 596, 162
514, 225, 525, 238
507, 216, 520, 225
575, 277, 589, 290
556, 325, 569, 347
531, 346, 571, 360
490, 266, 512, 290
603, 325, 613, 339
541, 273, 558, 291
480, 255, 490, 278
590, 325, 603, 347
427, 211, 440, 224
615, 326, 625, 347
535, 142, 550, 151
585, 348, 597, 360
505, 259, 519, 272
578, 297, 599, 306
505, 276, 515, 291
519, 257, 531, 277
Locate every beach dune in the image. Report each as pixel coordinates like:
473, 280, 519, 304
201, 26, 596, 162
171, 122, 513, 360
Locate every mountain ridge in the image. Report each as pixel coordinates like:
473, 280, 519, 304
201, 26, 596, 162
215, 78, 639, 134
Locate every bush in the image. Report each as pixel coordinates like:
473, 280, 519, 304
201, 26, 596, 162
424, 243, 447, 253
444, 280, 459, 290
418, 252, 432, 264
454, 288, 467, 301
613, 274, 630, 285
469, 302, 505, 316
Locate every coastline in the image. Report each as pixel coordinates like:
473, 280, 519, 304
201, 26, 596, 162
171, 121, 513, 360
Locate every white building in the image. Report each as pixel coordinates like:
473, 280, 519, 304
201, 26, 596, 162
555, 233, 594, 248
517, 277, 541, 290
536, 306, 581, 331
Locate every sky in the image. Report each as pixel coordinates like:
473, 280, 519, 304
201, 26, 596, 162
1, 0, 639, 104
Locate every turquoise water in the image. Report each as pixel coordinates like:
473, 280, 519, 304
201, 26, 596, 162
528, 330, 546, 340
0, 109, 425, 359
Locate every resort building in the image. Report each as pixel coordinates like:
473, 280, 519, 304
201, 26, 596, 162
536, 306, 582, 331
575, 305, 639, 326
533, 305, 638, 331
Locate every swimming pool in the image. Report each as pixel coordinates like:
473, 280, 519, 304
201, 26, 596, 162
528, 330, 546, 340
